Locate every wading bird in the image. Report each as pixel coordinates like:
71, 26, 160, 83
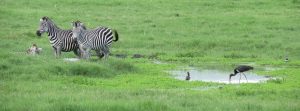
185, 72, 190, 81
229, 65, 254, 83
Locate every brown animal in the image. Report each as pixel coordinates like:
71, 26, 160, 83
27, 44, 42, 55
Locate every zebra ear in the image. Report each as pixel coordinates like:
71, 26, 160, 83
71, 21, 76, 27
42, 16, 48, 21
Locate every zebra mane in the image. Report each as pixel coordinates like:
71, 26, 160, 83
45, 18, 61, 30
73, 20, 87, 30
81, 25, 87, 30
42, 16, 48, 20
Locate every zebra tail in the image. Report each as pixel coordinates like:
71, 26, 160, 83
113, 29, 119, 42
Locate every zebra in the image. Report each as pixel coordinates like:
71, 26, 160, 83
71, 21, 118, 59
36, 16, 83, 58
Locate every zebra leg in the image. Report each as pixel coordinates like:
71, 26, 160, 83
83, 51, 87, 59
56, 46, 62, 58
82, 50, 89, 59
52, 47, 57, 57
79, 44, 86, 59
102, 46, 110, 60
81, 50, 87, 59
96, 50, 104, 59
73, 48, 81, 58
85, 48, 91, 59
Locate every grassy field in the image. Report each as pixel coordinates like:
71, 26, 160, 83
1, 0, 300, 111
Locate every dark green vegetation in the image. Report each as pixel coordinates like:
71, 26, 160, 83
1, 0, 300, 111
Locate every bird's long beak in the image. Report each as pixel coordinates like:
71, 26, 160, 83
229, 74, 233, 83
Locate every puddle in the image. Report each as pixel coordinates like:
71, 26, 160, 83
169, 67, 272, 84
64, 58, 80, 62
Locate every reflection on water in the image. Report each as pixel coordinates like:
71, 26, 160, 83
169, 67, 272, 84
63, 58, 80, 62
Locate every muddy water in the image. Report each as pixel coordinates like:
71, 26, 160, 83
169, 67, 271, 84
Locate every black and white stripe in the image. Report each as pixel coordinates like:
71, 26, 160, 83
72, 21, 118, 59
36, 16, 80, 57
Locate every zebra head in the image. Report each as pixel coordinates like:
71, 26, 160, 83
72, 21, 85, 40
36, 16, 50, 37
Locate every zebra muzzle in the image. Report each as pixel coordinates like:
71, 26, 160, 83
36, 30, 42, 37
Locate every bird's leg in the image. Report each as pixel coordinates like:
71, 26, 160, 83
239, 73, 242, 84
242, 73, 248, 82
229, 73, 237, 84
229, 74, 232, 84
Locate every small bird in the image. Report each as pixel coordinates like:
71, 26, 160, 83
229, 65, 254, 83
285, 56, 289, 62
185, 72, 191, 81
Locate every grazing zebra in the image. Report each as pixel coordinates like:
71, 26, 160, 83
72, 21, 118, 59
36, 16, 82, 57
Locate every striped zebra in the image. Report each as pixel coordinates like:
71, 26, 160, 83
36, 16, 82, 57
71, 21, 118, 59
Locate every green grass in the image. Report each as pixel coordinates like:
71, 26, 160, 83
1, 0, 300, 111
